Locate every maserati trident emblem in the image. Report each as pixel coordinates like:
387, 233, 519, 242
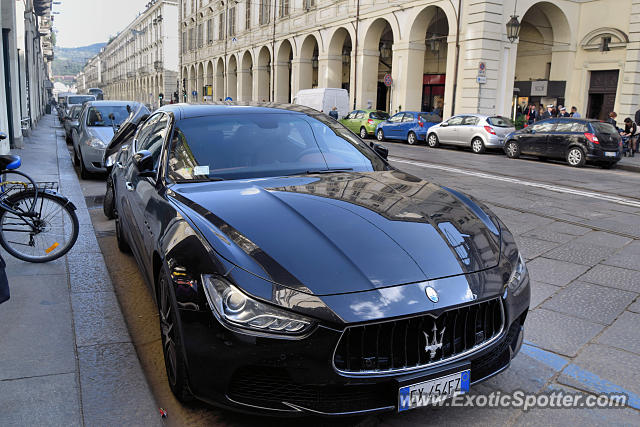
423, 324, 446, 359
425, 286, 439, 303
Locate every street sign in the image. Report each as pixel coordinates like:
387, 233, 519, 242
478, 62, 486, 77
477, 76, 487, 84
192, 90, 197, 97
383, 74, 392, 87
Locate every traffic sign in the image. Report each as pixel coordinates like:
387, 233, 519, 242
383, 74, 393, 87
192, 90, 197, 96
477, 76, 487, 84
478, 62, 486, 77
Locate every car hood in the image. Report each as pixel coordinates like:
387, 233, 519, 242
172, 171, 501, 296
87, 126, 115, 143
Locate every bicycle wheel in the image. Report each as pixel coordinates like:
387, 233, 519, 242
0, 190, 79, 262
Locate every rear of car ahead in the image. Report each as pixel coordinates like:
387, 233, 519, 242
587, 121, 622, 165
364, 111, 390, 136
416, 113, 441, 141
482, 116, 515, 149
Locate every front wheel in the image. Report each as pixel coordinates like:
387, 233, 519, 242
0, 190, 79, 262
115, 210, 130, 253
505, 141, 520, 159
471, 138, 486, 154
427, 133, 439, 148
158, 268, 193, 402
359, 127, 368, 139
407, 131, 417, 145
376, 129, 385, 142
566, 147, 586, 167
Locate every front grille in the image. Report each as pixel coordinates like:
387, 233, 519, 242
333, 298, 504, 374
227, 366, 394, 413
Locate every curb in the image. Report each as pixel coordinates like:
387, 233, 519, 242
617, 161, 640, 173
54, 116, 161, 426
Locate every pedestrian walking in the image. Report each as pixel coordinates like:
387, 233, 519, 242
541, 104, 554, 120
622, 117, 638, 157
329, 106, 339, 120
526, 104, 538, 126
570, 106, 581, 118
558, 106, 570, 117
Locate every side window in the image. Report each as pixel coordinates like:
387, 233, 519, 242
571, 122, 589, 133
402, 113, 414, 122
532, 120, 556, 133
346, 111, 356, 119
447, 116, 464, 126
134, 114, 162, 151
355, 111, 366, 119
462, 116, 479, 126
555, 120, 574, 132
138, 115, 169, 168
389, 113, 404, 123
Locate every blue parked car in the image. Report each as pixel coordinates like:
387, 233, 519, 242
375, 111, 442, 145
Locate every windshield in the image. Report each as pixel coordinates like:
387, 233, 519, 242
86, 106, 131, 127
487, 116, 514, 127
369, 111, 390, 120
68, 95, 95, 105
167, 113, 387, 182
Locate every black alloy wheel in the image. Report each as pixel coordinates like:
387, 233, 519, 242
505, 140, 520, 159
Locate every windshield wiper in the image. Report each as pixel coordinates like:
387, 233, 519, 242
174, 177, 225, 183
305, 168, 354, 174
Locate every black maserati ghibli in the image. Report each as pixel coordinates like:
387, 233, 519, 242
110, 103, 530, 415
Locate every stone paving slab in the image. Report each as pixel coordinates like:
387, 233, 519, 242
596, 311, 640, 355
579, 264, 640, 293
526, 258, 590, 287
524, 309, 605, 357
543, 242, 616, 267
541, 282, 637, 325
529, 281, 561, 309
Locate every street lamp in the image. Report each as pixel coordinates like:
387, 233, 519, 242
506, 15, 521, 43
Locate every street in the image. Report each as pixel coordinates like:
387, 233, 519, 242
72, 132, 640, 426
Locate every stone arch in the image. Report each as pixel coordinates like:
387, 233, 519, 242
240, 50, 253, 101
298, 34, 320, 91
227, 54, 238, 100
360, 18, 396, 111
205, 61, 214, 101
327, 26, 354, 100
275, 39, 294, 103
256, 46, 272, 102
196, 62, 205, 102
215, 58, 225, 101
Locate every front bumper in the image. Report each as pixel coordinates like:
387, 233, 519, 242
80, 144, 107, 172
180, 289, 529, 415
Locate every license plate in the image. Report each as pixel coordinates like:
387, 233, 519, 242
605, 151, 617, 157
398, 370, 470, 411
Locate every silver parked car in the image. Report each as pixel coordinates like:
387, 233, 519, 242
73, 100, 140, 179
426, 114, 515, 154
62, 105, 83, 143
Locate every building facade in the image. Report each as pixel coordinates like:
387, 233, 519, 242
1, 0, 53, 152
84, 0, 179, 109
178, 0, 640, 122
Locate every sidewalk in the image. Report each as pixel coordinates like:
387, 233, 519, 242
618, 153, 640, 173
0, 114, 160, 426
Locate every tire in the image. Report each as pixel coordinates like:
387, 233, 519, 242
471, 138, 486, 154
359, 127, 368, 139
114, 210, 131, 253
79, 151, 90, 180
376, 129, 385, 142
427, 133, 439, 148
407, 131, 417, 145
0, 190, 79, 263
73, 147, 80, 167
158, 268, 193, 402
103, 178, 115, 219
566, 147, 586, 167
505, 140, 520, 159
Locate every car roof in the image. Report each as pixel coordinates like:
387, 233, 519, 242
535, 117, 603, 123
85, 100, 140, 107
157, 102, 328, 120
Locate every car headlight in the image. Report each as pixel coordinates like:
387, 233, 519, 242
505, 253, 527, 296
87, 138, 106, 148
201, 274, 314, 336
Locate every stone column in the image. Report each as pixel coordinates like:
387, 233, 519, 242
619, 0, 640, 119
274, 61, 291, 103
292, 57, 313, 95
391, 41, 426, 112
319, 53, 342, 88
254, 65, 270, 102
0, 0, 23, 148
355, 49, 380, 109
238, 68, 251, 101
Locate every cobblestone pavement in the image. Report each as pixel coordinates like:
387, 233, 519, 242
74, 133, 640, 426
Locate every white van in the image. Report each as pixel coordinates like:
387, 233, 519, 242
293, 88, 350, 119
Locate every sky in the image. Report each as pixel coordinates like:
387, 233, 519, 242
53, 0, 151, 48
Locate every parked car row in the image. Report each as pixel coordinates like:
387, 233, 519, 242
343, 109, 622, 168
89, 101, 529, 416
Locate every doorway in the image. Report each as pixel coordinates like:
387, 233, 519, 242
587, 70, 619, 121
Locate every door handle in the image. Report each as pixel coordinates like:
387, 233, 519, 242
116, 161, 125, 169
125, 182, 134, 191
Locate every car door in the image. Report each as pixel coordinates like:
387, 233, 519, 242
547, 120, 575, 159
520, 120, 556, 156
400, 113, 415, 140
127, 113, 170, 263
459, 115, 480, 146
438, 116, 463, 144
340, 111, 356, 131
385, 113, 405, 139
120, 113, 162, 254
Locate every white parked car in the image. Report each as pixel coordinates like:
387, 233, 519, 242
427, 114, 516, 154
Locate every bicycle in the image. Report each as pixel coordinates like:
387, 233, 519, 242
0, 132, 79, 262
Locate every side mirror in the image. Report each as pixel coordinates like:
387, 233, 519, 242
133, 150, 155, 177
440, 122, 449, 127
0, 132, 6, 140
369, 142, 389, 160
108, 113, 116, 121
